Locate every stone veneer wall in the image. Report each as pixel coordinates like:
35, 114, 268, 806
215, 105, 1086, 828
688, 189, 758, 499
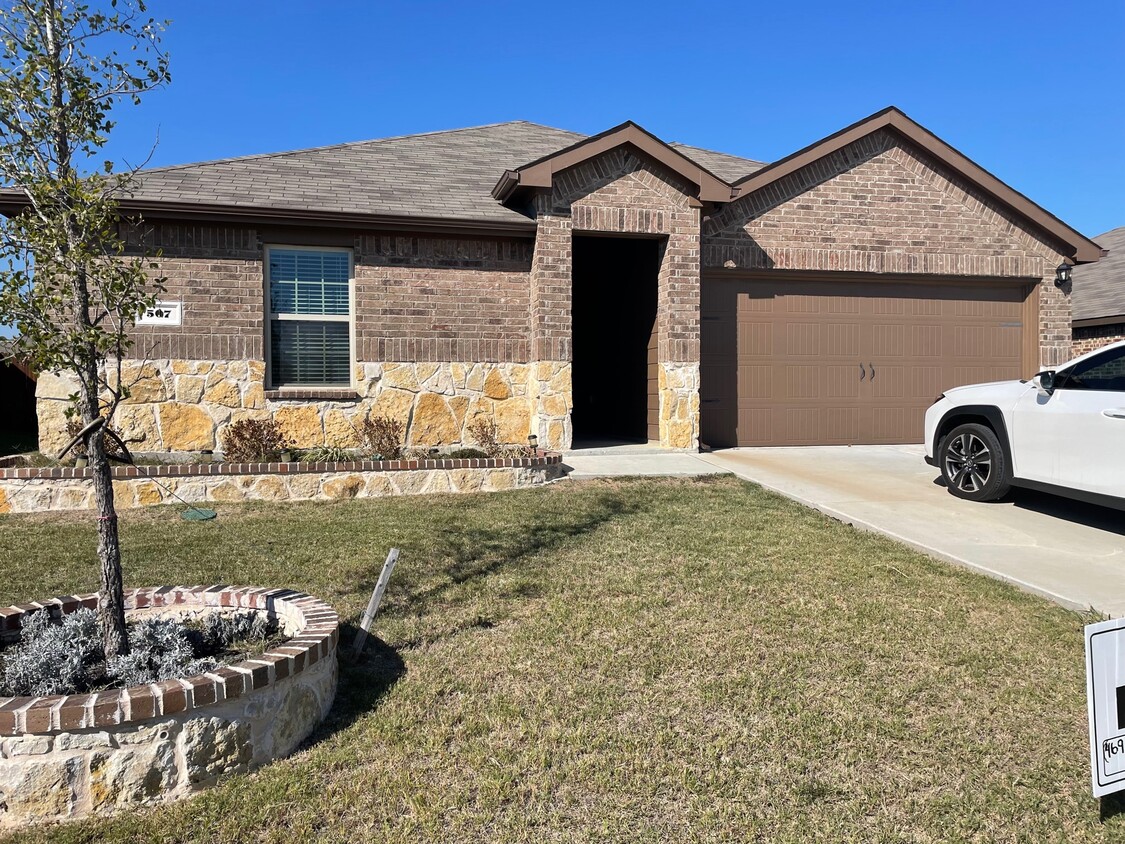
0, 587, 338, 827
1073, 323, 1125, 356
46, 224, 581, 454
35, 360, 570, 456
702, 128, 1074, 370
0, 454, 564, 514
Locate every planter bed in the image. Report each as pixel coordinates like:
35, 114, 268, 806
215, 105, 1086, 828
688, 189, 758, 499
0, 586, 339, 827
0, 451, 565, 513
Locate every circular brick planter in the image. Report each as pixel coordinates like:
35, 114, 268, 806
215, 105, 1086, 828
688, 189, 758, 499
0, 587, 339, 827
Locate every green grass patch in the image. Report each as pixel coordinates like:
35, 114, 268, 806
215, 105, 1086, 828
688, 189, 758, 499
0, 476, 1112, 842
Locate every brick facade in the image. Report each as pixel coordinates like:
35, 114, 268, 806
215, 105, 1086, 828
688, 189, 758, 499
1073, 323, 1125, 356
32, 123, 1088, 456
129, 224, 534, 365
704, 129, 1073, 368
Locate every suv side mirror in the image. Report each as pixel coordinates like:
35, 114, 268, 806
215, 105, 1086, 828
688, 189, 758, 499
1035, 370, 1056, 396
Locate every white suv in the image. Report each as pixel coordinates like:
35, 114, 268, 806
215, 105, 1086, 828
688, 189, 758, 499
924, 340, 1125, 506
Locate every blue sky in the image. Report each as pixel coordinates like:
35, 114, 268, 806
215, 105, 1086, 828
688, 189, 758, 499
104, 0, 1124, 238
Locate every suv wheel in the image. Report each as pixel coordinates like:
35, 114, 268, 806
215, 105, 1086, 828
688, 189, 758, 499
939, 423, 1011, 502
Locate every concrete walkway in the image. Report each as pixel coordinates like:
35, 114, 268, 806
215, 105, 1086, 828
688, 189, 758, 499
562, 443, 723, 478
698, 446, 1125, 616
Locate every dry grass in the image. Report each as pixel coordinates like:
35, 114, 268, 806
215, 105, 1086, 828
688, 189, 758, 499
0, 476, 1114, 842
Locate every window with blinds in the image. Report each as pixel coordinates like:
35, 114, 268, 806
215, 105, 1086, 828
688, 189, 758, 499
266, 248, 352, 387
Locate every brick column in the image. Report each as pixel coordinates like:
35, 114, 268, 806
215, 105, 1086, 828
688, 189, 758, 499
528, 207, 573, 450
656, 206, 702, 450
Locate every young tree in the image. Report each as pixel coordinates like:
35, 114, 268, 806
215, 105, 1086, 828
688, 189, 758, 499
0, 0, 169, 657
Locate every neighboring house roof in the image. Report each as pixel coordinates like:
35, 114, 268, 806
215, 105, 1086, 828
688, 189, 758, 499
730, 107, 1105, 265
1071, 226, 1125, 325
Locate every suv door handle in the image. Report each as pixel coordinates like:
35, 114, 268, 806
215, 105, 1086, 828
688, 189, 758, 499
1103, 408, 1125, 419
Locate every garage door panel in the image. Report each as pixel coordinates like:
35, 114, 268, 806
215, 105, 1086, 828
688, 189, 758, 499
871, 324, 906, 357
825, 323, 861, 356
909, 366, 943, 399
700, 276, 1033, 447
990, 327, 1021, 359
785, 365, 822, 399
911, 326, 943, 357
736, 322, 772, 356
871, 365, 905, 398
826, 365, 861, 398
737, 365, 773, 399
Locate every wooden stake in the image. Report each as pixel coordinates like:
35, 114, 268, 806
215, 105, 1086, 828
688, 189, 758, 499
352, 548, 399, 657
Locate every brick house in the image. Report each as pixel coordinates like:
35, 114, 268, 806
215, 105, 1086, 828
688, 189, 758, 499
7, 107, 1105, 455
1071, 226, 1125, 355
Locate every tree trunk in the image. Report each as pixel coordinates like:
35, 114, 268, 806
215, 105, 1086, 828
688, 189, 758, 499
79, 355, 129, 659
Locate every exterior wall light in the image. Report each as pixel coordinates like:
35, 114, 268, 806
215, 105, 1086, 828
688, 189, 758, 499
1055, 262, 1072, 288
527, 434, 539, 451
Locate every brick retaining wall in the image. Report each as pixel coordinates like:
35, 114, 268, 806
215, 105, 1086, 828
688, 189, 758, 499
0, 587, 339, 826
0, 453, 565, 513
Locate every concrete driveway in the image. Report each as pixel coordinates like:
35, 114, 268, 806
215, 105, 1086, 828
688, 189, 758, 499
698, 445, 1125, 617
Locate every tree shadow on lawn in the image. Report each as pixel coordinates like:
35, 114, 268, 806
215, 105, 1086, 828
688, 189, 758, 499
311, 490, 645, 739
372, 489, 645, 622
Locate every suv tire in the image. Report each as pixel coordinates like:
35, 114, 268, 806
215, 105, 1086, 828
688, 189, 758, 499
939, 422, 1011, 502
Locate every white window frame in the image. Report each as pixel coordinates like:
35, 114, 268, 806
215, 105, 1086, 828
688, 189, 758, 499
263, 244, 356, 390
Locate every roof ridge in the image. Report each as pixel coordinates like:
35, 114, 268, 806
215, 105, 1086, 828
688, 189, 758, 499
139, 120, 585, 174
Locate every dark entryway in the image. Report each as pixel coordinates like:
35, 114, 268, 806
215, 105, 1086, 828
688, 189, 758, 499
571, 235, 660, 444
0, 352, 38, 455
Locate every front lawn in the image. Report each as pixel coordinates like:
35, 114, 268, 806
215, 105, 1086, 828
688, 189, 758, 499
0, 476, 1113, 842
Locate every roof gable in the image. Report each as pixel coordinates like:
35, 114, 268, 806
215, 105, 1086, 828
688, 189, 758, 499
730, 107, 1104, 264
493, 121, 738, 207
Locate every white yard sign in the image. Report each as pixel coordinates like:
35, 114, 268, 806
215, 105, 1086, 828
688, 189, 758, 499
137, 301, 182, 326
1086, 616, 1125, 796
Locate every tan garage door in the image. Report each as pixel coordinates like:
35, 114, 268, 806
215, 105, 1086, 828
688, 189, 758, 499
700, 277, 1036, 447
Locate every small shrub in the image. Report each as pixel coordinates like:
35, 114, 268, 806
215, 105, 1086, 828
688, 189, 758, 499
298, 445, 355, 463
447, 447, 489, 459
186, 611, 279, 658
106, 617, 216, 687
357, 415, 404, 460
0, 609, 282, 696
222, 417, 290, 462
0, 608, 103, 697
467, 418, 503, 457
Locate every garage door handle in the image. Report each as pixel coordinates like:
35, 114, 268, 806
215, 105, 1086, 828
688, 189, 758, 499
1104, 408, 1125, 419
859, 363, 866, 382
869, 363, 876, 381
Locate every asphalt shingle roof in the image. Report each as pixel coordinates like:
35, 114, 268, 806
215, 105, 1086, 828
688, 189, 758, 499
1072, 226, 1125, 322
128, 121, 765, 224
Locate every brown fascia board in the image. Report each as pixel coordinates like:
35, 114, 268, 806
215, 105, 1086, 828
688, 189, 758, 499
492, 121, 736, 204
1074, 315, 1125, 329
0, 191, 538, 238
730, 107, 1106, 264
